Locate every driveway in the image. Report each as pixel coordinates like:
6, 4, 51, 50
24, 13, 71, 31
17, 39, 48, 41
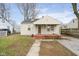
58, 36, 79, 56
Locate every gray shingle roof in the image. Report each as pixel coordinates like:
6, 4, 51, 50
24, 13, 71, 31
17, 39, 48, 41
21, 19, 32, 24
21, 19, 39, 24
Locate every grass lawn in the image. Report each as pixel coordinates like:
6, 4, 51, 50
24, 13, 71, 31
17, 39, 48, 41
0, 34, 34, 56
39, 41, 76, 56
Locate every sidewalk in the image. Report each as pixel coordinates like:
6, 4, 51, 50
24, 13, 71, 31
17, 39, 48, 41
27, 40, 41, 56
58, 36, 79, 56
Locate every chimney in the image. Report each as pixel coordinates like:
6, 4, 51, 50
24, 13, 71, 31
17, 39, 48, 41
42, 16, 44, 18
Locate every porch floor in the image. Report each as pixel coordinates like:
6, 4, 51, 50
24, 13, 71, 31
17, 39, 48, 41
32, 34, 62, 39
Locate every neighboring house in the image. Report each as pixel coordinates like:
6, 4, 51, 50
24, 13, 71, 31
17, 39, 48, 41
0, 18, 13, 35
14, 25, 20, 33
61, 18, 78, 29
20, 16, 61, 35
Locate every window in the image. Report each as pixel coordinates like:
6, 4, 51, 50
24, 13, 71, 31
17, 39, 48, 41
51, 28, 54, 31
64, 25, 67, 28
47, 26, 50, 31
51, 26, 54, 31
28, 27, 31, 31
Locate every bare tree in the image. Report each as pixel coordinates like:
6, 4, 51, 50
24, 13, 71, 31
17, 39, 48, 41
17, 3, 38, 21
0, 3, 6, 22
72, 3, 79, 29
0, 3, 10, 22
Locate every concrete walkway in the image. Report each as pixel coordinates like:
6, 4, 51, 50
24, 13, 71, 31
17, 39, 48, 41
27, 40, 41, 56
58, 36, 79, 56
27, 36, 79, 56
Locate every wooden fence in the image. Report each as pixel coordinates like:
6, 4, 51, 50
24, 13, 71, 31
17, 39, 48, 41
61, 29, 79, 38
61, 29, 79, 34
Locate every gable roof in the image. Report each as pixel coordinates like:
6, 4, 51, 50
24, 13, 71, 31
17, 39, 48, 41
21, 19, 39, 24
33, 16, 60, 25
62, 18, 78, 25
21, 19, 32, 24
0, 19, 8, 29
0, 18, 13, 29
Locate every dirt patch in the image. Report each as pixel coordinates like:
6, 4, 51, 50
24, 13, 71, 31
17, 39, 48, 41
39, 41, 76, 56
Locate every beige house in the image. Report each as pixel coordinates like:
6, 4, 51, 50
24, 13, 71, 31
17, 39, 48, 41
20, 16, 61, 35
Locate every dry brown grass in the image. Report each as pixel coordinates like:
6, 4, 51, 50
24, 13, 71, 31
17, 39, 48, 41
0, 34, 34, 56
39, 41, 76, 56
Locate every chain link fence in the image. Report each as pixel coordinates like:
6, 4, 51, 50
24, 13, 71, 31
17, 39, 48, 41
0, 31, 7, 36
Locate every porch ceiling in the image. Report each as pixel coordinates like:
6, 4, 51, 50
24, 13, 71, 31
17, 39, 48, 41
33, 22, 60, 25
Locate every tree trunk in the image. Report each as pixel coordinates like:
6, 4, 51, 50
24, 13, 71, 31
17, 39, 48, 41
74, 12, 79, 29
76, 19, 79, 29
72, 3, 79, 29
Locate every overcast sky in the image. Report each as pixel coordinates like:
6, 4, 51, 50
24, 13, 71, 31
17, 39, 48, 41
9, 3, 77, 25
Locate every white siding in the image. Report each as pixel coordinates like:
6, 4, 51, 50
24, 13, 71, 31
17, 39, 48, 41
20, 23, 38, 35
20, 16, 61, 35
20, 24, 61, 35
54, 25, 61, 35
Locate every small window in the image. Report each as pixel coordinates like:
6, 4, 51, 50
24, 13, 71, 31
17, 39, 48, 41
51, 26, 54, 31
28, 27, 31, 31
64, 25, 67, 28
47, 26, 50, 31
51, 28, 54, 31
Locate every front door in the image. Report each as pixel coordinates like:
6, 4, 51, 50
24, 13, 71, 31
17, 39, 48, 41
38, 26, 41, 34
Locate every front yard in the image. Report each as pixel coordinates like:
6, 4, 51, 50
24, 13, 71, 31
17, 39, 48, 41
0, 34, 78, 56
0, 34, 34, 56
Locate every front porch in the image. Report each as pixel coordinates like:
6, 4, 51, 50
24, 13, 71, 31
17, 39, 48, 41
32, 16, 61, 39
33, 24, 61, 39
34, 24, 61, 35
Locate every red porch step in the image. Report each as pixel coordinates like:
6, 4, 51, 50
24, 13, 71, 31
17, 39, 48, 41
32, 34, 62, 39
